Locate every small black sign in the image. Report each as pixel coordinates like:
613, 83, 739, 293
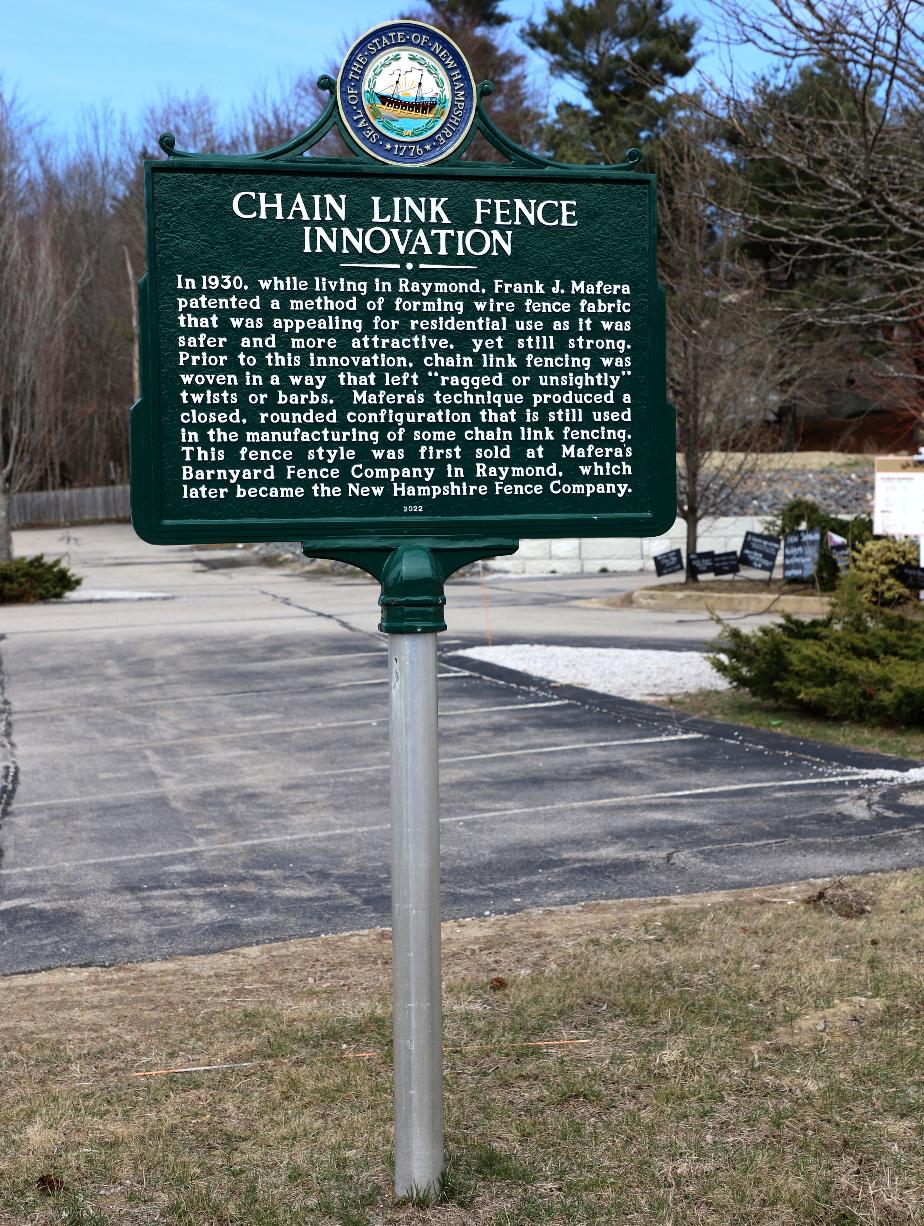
739, 531, 780, 574
783, 530, 821, 581
654, 548, 684, 577
898, 564, 924, 591
689, 551, 715, 576
714, 550, 740, 577
826, 531, 850, 573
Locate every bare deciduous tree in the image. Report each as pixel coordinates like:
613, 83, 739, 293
703, 0, 924, 432
0, 95, 78, 560
39, 111, 137, 491
658, 109, 802, 574
710, 0, 916, 326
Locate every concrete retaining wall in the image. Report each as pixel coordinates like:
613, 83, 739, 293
10, 492, 767, 578
486, 516, 768, 574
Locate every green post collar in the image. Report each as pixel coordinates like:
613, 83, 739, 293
300, 538, 518, 634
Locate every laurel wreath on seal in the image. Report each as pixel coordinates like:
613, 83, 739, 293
364, 51, 448, 138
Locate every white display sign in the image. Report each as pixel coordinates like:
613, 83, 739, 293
874, 457, 924, 537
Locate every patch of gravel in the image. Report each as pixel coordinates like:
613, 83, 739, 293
56, 590, 174, 602
459, 644, 729, 700
722, 464, 874, 518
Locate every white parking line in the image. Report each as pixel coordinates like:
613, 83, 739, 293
444, 699, 570, 715
440, 733, 702, 766
15, 671, 465, 717
17, 699, 571, 753
11, 733, 699, 810
320, 673, 464, 689
91, 700, 576, 751
0, 773, 871, 876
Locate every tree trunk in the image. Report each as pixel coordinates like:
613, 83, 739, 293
124, 245, 141, 405
0, 477, 13, 563
685, 511, 698, 583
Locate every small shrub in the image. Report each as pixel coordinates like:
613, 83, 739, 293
765, 499, 872, 590
709, 614, 827, 703
850, 537, 917, 607
710, 597, 924, 727
0, 555, 82, 603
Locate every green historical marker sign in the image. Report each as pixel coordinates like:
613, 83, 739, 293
129, 21, 678, 1202
131, 24, 674, 550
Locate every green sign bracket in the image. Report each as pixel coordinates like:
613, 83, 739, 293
300, 537, 518, 633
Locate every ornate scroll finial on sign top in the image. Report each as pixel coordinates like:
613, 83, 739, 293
158, 21, 643, 172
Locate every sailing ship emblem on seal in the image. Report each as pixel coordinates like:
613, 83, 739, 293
337, 21, 477, 166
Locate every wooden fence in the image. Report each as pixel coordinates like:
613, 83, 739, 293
11, 484, 131, 529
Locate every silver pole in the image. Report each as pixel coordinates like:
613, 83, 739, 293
389, 632, 443, 1200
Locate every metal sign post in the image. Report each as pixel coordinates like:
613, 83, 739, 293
382, 543, 446, 1197
389, 630, 442, 1197
307, 537, 517, 1198
129, 16, 675, 1203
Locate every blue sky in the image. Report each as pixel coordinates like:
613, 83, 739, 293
1, 0, 774, 140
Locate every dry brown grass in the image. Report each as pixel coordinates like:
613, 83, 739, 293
2, 873, 924, 1224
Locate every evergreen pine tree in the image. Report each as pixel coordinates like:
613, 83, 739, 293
415, 0, 541, 154
424, 0, 510, 26
524, 0, 697, 162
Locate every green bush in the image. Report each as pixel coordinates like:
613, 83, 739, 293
850, 537, 918, 607
710, 593, 924, 727
765, 498, 872, 590
0, 554, 82, 603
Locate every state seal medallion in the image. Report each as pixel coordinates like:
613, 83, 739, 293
337, 21, 477, 166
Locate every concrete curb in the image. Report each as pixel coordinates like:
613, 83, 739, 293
0, 643, 18, 839
583, 588, 832, 616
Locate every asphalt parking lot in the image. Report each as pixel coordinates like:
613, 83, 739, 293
1, 525, 922, 975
